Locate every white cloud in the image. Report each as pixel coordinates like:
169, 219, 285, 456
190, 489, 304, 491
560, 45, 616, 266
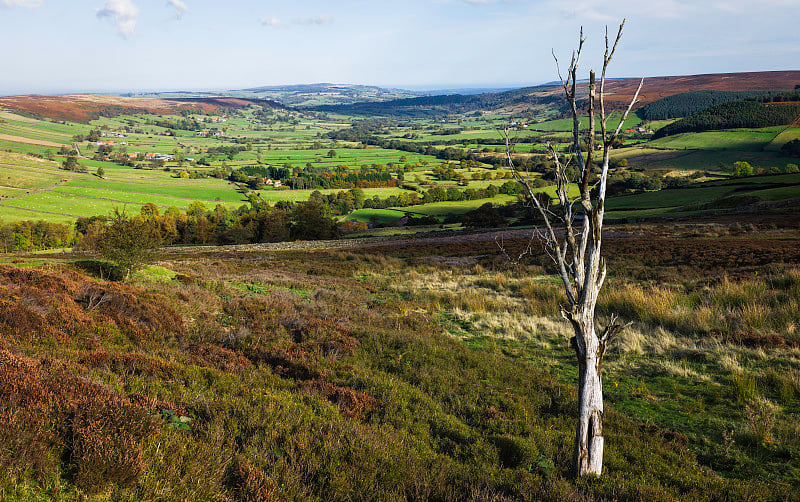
97, 0, 140, 38
0, 0, 42, 7
166, 0, 188, 19
294, 14, 333, 25
261, 14, 333, 28
260, 16, 281, 27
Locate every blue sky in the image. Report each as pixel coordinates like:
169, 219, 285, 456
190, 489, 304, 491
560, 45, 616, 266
1, 0, 799, 95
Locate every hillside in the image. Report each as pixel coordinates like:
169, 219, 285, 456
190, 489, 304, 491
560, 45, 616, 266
235, 83, 423, 107
0, 95, 283, 123
1, 226, 798, 499
314, 71, 800, 117
599, 70, 800, 109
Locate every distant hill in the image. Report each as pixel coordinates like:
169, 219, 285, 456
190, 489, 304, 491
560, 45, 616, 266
310, 85, 564, 117
233, 83, 423, 107
0, 94, 282, 123
600, 70, 800, 109
312, 70, 800, 117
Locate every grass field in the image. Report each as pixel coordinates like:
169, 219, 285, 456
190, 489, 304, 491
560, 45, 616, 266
765, 127, 800, 151
612, 147, 800, 173
398, 195, 515, 217
0, 165, 65, 189
605, 172, 800, 219
256, 187, 412, 203
0, 100, 798, 229
646, 129, 783, 151
345, 208, 408, 223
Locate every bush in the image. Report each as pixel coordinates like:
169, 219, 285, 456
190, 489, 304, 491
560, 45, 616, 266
461, 203, 508, 228
91, 209, 162, 280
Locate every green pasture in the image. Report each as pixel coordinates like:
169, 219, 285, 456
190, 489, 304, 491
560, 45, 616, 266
764, 127, 800, 151
397, 195, 515, 217
0, 165, 68, 189
530, 114, 643, 132
749, 183, 800, 201
0, 140, 55, 156
0, 121, 74, 144
712, 173, 800, 186
345, 208, 407, 224
3, 190, 144, 217
50, 186, 244, 209
243, 147, 440, 168
0, 204, 78, 224
67, 177, 246, 202
0, 186, 26, 198
612, 147, 800, 173
605, 185, 733, 211
0, 151, 62, 169
255, 186, 412, 203
603, 172, 800, 219
646, 129, 781, 151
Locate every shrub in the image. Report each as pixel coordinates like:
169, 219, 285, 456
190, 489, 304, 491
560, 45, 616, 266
91, 209, 162, 280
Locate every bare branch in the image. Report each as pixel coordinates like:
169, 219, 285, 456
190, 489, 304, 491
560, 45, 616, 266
609, 77, 644, 144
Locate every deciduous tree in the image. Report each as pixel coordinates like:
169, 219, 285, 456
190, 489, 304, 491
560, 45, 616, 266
93, 209, 162, 280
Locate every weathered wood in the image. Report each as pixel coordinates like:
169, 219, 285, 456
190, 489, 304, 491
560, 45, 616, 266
503, 20, 640, 478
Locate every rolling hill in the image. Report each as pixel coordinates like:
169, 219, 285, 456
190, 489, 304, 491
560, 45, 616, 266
0, 95, 283, 123
312, 70, 800, 117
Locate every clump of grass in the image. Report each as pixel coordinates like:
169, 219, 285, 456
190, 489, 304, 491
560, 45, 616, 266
599, 269, 800, 347
733, 373, 757, 404
741, 397, 779, 446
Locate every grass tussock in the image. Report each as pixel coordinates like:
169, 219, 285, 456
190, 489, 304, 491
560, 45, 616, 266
599, 268, 800, 347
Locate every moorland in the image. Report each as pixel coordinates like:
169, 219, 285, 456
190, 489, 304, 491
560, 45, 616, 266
0, 69, 799, 500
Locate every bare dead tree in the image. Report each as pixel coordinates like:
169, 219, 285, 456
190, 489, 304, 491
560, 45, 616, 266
502, 21, 642, 477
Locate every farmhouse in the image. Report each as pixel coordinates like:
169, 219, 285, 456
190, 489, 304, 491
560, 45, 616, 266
145, 152, 174, 161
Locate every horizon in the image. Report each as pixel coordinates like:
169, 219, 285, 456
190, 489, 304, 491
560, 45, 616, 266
2, 0, 799, 96
3, 68, 800, 99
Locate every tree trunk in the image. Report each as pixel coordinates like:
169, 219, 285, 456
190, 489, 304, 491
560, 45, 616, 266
572, 321, 604, 477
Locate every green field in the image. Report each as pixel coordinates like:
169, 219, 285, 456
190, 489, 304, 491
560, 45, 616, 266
256, 186, 412, 203
398, 195, 515, 217
345, 208, 408, 224
612, 147, 800, 173
0, 96, 798, 228
605, 173, 800, 219
0, 165, 65, 189
765, 127, 800, 151
646, 129, 782, 151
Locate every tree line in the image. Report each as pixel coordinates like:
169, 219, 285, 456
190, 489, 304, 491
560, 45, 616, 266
637, 90, 776, 120
653, 92, 800, 139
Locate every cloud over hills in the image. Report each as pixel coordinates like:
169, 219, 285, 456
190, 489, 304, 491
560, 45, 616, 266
96, 0, 140, 38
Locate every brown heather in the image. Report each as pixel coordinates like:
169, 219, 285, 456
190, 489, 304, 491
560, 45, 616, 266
0, 237, 795, 499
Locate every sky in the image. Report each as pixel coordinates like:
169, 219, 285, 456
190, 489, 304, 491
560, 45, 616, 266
1, 0, 799, 95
